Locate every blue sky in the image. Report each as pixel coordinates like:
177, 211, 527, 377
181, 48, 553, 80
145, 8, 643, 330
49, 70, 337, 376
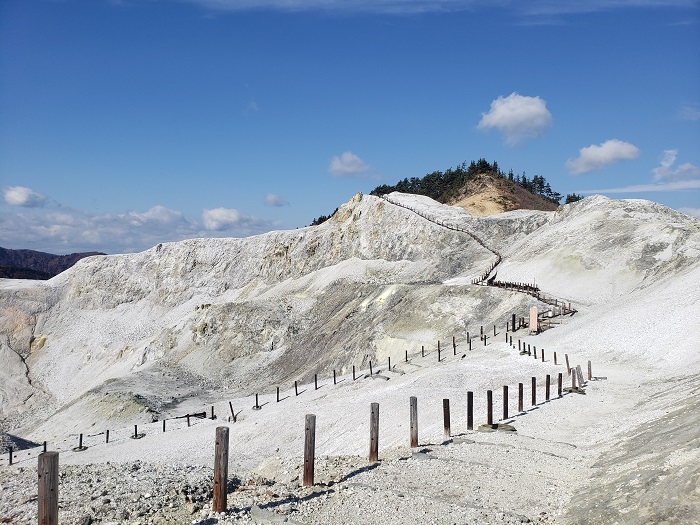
1, 0, 699, 254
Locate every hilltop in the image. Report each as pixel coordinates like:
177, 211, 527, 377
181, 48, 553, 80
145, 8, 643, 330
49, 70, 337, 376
0, 247, 105, 280
1, 193, 699, 524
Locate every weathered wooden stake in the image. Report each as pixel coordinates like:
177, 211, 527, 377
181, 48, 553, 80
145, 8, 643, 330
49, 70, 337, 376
353, 366, 356, 381
577, 365, 585, 387
483, 336, 487, 347
565, 354, 571, 376
438, 346, 441, 362
518, 383, 523, 412
405, 350, 408, 362
480, 325, 483, 337
133, 425, 138, 438
409, 396, 418, 448
43, 441, 47, 453
254, 393, 260, 409
163, 419, 166, 433
531, 376, 537, 406
572, 371, 577, 389
487, 390, 493, 425
211, 406, 215, 420
277, 386, 280, 402
187, 414, 191, 427
443, 399, 451, 439
541, 349, 545, 363
303, 414, 316, 487
79, 433, 84, 448
106, 429, 110, 443
295, 381, 299, 396
503, 385, 509, 420
467, 391, 474, 430
38, 451, 59, 525
453, 336, 456, 355
518, 340, 521, 352
534, 347, 537, 359
333, 370, 337, 384
558, 373, 563, 397
546, 375, 551, 401
493, 325, 496, 336
421, 345, 425, 357
588, 360, 592, 381
369, 403, 379, 463
388, 356, 391, 371
8, 446, 13, 466
512, 313, 516, 332
469, 339, 472, 351
213, 426, 229, 513
314, 374, 318, 390
369, 362, 373, 376
229, 401, 236, 422
554, 351, 558, 365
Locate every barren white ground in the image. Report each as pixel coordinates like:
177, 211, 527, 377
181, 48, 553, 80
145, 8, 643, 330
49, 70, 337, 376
1, 193, 699, 524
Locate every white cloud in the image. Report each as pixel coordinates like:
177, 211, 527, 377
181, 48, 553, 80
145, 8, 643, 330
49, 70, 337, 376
566, 139, 640, 175
3, 186, 48, 208
477, 92, 552, 145
265, 193, 289, 207
578, 179, 700, 193
678, 207, 700, 219
328, 151, 370, 177
202, 207, 242, 230
129, 205, 188, 225
652, 150, 700, 181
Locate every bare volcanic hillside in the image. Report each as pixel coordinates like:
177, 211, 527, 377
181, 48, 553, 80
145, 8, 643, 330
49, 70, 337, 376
1, 192, 700, 525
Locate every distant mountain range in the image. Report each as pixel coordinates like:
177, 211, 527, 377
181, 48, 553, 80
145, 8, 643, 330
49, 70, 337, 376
0, 247, 105, 280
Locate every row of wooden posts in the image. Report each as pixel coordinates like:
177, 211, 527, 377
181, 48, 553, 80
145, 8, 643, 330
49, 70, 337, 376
3, 315, 560, 467
32, 364, 587, 523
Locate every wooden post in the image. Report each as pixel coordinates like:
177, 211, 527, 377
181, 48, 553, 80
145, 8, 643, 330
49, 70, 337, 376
295, 381, 299, 396
277, 386, 280, 402
315, 373, 318, 389
438, 345, 441, 362
483, 336, 486, 347
480, 325, 483, 337
469, 339, 472, 351
409, 396, 418, 448
369, 403, 379, 463
577, 365, 585, 387
565, 354, 571, 376
487, 390, 493, 425
558, 372, 563, 397
453, 336, 456, 355
369, 361, 373, 376
211, 406, 215, 420
509, 335, 512, 346
163, 419, 166, 433
38, 451, 59, 525
43, 441, 47, 453
534, 347, 537, 359
518, 340, 521, 352
541, 349, 545, 362
503, 385, 509, 420
546, 375, 551, 401
213, 426, 229, 513
353, 366, 356, 381
528, 344, 531, 356
106, 429, 110, 443
512, 313, 516, 332
588, 360, 592, 381
518, 383, 524, 412
79, 433, 84, 448
8, 446, 12, 466
493, 324, 496, 336
303, 414, 316, 487
388, 356, 391, 371
554, 351, 558, 365
405, 350, 408, 362
333, 370, 337, 385
187, 414, 191, 427
443, 399, 451, 439
572, 370, 577, 389
254, 393, 260, 409
421, 345, 424, 357
229, 401, 236, 422
467, 391, 473, 431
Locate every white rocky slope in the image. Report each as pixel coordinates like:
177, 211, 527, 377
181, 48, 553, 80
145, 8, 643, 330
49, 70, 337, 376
1, 192, 699, 525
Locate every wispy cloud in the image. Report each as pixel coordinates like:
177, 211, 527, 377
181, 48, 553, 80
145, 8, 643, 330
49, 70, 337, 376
678, 103, 700, 121
477, 92, 552, 145
265, 193, 289, 207
328, 151, 371, 177
652, 149, 700, 181
181, 0, 696, 16
578, 149, 700, 194
3, 186, 48, 208
0, 190, 275, 253
566, 139, 640, 175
